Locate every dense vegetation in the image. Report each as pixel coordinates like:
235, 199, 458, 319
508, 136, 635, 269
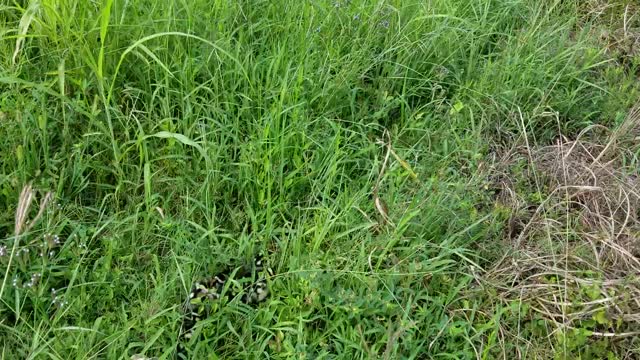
1, 0, 639, 358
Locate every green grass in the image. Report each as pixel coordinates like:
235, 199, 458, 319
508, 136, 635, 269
1, 0, 639, 358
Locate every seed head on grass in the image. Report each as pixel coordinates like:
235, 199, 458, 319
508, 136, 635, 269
14, 184, 34, 237
1, 185, 53, 300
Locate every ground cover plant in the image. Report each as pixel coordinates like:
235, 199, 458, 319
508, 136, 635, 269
1, 0, 639, 358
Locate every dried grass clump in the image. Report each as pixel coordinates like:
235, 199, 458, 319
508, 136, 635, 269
484, 103, 640, 342
579, 1, 640, 65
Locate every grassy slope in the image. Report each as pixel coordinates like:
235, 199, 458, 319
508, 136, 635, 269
0, 0, 638, 358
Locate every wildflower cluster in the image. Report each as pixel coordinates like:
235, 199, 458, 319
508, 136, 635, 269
12, 272, 42, 289
51, 288, 69, 308
6, 231, 78, 313
39, 233, 62, 257
25, 273, 41, 288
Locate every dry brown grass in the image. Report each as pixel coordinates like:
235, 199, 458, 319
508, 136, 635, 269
579, 1, 640, 69
482, 102, 640, 355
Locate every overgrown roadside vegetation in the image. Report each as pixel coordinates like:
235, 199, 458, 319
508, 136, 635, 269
1, 0, 639, 358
